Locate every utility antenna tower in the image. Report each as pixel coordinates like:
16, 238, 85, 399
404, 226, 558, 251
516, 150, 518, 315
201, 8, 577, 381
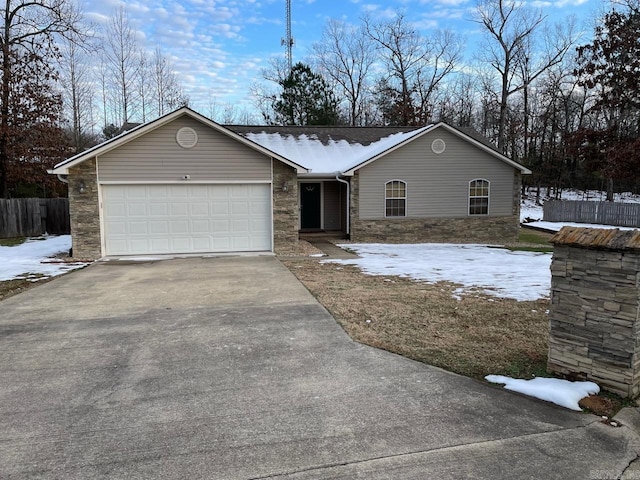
281, 0, 294, 73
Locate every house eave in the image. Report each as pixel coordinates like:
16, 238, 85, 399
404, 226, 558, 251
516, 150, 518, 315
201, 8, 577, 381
50, 107, 309, 176
342, 123, 532, 175
297, 172, 353, 179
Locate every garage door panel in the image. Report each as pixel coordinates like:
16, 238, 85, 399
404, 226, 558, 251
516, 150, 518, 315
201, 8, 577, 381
108, 203, 127, 216
231, 185, 248, 197
127, 188, 149, 199
170, 238, 190, 251
191, 219, 210, 233
192, 237, 211, 250
103, 184, 271, 255
212, 202, 229, 215
231, 201, 249, 215
130, 238, 151, 252
170, 220, 190, 234
150, 239, 170, 252
190, 202, 209, 216
149, 204, 168, 216
127, 203, 147, 216
168, 186, 188, 198
108, 222, 127, 235
171, 203, 189, 216
232, 236, 250, 249
129, 223, 148, 235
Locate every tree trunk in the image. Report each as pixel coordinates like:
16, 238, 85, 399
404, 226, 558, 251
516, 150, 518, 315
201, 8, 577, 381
0, 10, 10, 199
498, 70, 509, 153
607, 178, 614, 201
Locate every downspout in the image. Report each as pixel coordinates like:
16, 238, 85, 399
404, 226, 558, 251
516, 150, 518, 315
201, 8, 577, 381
335, 172, 350, 239
56, 174, 69, 184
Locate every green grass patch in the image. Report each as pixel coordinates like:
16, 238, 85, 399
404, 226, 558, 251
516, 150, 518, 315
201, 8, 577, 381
0, 237, 26, 247
519, 229, 553, 245
506, 245, 554, 253
505, 356, 550, 379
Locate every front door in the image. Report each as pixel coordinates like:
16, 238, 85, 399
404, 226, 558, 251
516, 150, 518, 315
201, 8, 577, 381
300, 182, 322, 230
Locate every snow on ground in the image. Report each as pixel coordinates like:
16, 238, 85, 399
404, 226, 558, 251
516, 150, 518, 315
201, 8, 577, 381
485, 375, 600, 411
327, 243, 551, 301
0, 235, 88, 282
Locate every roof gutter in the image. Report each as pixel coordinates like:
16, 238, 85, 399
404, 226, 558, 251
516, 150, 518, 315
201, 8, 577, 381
335, 172, 350, 238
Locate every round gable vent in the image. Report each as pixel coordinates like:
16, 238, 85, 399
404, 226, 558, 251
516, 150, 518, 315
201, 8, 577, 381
431, 138, 446, 154
176, 127, 198, 149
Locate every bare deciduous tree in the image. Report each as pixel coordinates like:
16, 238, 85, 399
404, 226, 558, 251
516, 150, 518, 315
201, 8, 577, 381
313, 19, 375, 126
60, 34, 96, 152
474, 0, 576, 152
365, 13, 462, 125
104, 6, 139, 124
151, 46, 187, 116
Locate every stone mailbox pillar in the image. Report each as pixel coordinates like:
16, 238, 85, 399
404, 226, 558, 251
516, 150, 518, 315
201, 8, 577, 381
548, 227, 640, 397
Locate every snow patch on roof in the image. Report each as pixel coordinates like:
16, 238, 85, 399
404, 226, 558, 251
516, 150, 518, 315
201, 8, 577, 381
245, 126, 431, 174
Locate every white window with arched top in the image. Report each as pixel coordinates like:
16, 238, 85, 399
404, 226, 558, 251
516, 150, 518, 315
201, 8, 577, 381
469, 179, 490, 215
385, 180, 407, 217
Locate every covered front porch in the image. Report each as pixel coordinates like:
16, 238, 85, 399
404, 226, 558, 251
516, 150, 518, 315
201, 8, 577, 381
298, 179, 349, 238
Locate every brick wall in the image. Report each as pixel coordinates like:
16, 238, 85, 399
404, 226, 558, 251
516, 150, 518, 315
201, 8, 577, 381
68, 159, 101, 259
548, 228, 640, 397
349, 171, 520, 244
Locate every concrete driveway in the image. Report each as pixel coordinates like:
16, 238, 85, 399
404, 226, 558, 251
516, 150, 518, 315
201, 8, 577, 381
1, 256, 639, 479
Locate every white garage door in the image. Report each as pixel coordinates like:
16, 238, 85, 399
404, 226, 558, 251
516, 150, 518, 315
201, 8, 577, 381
102, 184, 271, 255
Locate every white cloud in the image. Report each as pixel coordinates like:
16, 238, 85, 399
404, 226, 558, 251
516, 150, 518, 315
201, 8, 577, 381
530, 1, 553, 6
411, 18, 439, 29
552, 0, 589, 6
428, 0, 470, 6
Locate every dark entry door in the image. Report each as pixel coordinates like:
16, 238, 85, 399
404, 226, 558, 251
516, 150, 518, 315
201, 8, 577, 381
300, 182, 322, 230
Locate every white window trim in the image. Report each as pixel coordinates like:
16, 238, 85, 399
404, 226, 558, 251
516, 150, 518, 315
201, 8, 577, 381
385, 179, 407, 218
468, 178, 490, 216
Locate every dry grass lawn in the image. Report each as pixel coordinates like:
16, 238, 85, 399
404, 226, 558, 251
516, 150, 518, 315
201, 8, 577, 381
282, 258, 550, 380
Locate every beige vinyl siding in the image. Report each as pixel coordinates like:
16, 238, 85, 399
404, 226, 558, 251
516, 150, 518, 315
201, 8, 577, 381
358, 129, 515, 219
97, 116, 271, 182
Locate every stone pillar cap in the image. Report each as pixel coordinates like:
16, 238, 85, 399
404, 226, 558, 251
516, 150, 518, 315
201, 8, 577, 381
550, 226, 640, 251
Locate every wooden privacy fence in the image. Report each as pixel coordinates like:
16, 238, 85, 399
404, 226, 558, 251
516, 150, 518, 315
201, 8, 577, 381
543, 200, 640, 228
0, 198, 70, 238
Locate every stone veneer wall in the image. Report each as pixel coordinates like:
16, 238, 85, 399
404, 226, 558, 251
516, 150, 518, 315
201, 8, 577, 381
272, 161, 299, 254
68, 159, 101, 259
512, 171, 521, 216
349, 171, 520, 244
548, 227, 640, 397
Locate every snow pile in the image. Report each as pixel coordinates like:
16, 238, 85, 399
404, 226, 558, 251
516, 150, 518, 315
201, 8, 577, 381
0, 235, 88, 281
485, 375, 600, 411
246, 127, 429, 174
246, 132, 368, 173
326, 243, 551, 301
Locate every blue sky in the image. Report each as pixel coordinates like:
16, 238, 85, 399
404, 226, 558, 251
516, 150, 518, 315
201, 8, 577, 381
80, 0, 601, 121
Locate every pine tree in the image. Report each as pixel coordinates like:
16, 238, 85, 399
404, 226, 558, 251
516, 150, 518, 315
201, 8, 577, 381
272, 63, 339, 126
